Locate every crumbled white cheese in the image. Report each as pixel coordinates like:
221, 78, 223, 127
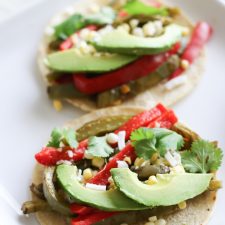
118, 131, 126, 150
67, 150, 74, 158
106, 133, 119, 144
56, 160, 72, 165
130, 19, 139, 28
85, 183, 107, 191
164, 76, 187, 91
143, 22, 156, 37
117, 160, 129, 168
148, 216, 157, 222
165, 151, 178, 167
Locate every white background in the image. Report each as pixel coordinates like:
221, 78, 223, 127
0, 0, 224, 224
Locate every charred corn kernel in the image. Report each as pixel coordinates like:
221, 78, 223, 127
134, 157, 145, 168
151, 153, 159, 162
53, 100, 62, 111
145, 176, 158, 185
209, 180, 223, 191
83, 168, 93, 181
178, 201, 187, 210
155, 219, 167, 225
148, 216, 157, 222
118, 23, 130, 33
120, 84, 131, 94
180, 59, 189, 70
124, 156, 132, 165
92, 157, 105, 169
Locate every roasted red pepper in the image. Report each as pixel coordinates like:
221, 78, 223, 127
71, 211, 117, 225
169, 22, 212, 79
35, 104, 166, 166
35, 140, 87, 166
115, 103, 167, 139
70, 203, 94, 216
73, 43, 180, 94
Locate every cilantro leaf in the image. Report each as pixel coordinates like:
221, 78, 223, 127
47, 128, 78, 148
47, 128, 62, 148
130, 127, 184, 159
181, 140, 223, 173
62, 128, 78, 148
54, 14, 86, 40
86, 136, 114, 157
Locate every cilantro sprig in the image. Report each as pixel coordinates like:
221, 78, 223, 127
181, 140, 223, 173
86, 136, 114, 158
130, 128, 184, 159
47, 128, 78, 148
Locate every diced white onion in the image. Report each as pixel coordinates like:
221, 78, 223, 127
106, 133, 119, 144
165, 151, 178, 167
118, 131, 126, 150
117, 160, 129, 168
164, 76, 187, 91
85, 183, 106, 191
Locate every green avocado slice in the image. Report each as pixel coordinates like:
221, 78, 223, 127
93, 24, 186, 55
46, 50, 138, 72
111, 168, 212, 207
56, 165, 148, 211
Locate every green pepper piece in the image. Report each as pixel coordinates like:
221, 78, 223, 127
76, 115, 132, 141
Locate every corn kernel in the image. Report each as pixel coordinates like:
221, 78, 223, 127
120, 84, 131, 94
182, 27, 190, 36
178, 201, 187, 210
145, 176, 158, 185
124, 156, 132, 165
148, 216, 157, 222
83, 168, 93, 181
53, 100, 62, 111
209, 180, 222, 191
180, 59, 189, 70
151, 153, 159, 162
92, 157, 105, 169
134, 157, 145, 168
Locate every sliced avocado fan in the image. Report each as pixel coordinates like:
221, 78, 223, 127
56, 165, 148, 211
93, 24, 186, 55
111, 168, 212, 207
46, 49, 138, 72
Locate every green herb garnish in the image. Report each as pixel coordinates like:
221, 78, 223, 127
47, 128, 78, 148
181, 140, 223, 173
86, 136, 114, 157
130, 128, 183, 159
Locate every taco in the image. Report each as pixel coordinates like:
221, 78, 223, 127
38, 0, 212, 111
22, 104, 223, 225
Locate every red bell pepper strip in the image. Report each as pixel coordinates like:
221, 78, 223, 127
70, 203, 94, 216
71, 211, 117, 225
73, 43, 180, 94
115, 103, 167, 139
59, 25, 98, 51
169, 22, 212, 79
35, 104, 166, 166
35, 139, 87, 166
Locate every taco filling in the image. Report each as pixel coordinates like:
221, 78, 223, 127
22, 104, 223, 225
43, 0, 212, 109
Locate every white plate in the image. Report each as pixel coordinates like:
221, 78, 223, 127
0, 0, 224, 224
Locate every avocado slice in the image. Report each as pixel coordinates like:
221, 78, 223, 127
93, 24, 186, 55
46, 49, 138, 72
56, 165, 148, 211
111, 168, 212, 207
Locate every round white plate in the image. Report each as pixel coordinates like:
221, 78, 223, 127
0, 0, 224, 224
